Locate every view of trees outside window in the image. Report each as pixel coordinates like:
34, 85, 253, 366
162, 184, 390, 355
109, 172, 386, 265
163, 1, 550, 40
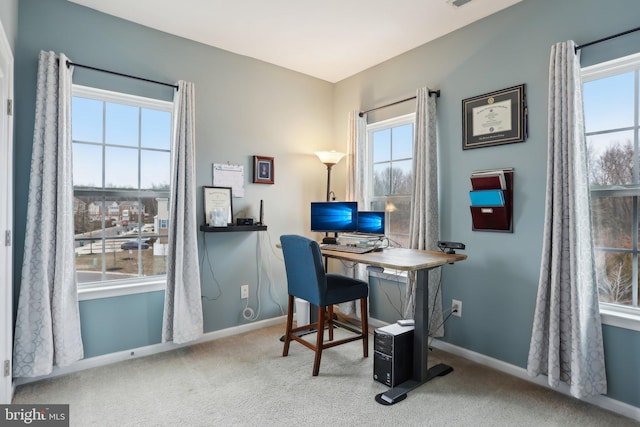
368, 114, 414, 248
583, 53, 640, 309
71, 86, 172, 286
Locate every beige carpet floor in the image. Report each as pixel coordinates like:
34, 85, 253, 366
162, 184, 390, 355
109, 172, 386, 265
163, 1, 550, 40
12, 323, 639, 427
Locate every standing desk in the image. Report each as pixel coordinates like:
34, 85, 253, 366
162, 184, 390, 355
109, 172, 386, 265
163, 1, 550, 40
320, 247, 467, 404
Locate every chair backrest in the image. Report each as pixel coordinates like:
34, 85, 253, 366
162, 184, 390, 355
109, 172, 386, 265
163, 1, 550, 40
280, 234, 327, 306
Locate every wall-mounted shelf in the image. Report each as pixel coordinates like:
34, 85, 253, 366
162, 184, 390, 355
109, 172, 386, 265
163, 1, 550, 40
200, 225, 267, 233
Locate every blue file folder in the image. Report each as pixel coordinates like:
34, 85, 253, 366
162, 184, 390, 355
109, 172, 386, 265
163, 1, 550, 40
469, 189, 505, 207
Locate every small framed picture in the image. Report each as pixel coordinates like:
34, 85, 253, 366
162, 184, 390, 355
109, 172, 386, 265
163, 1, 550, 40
203, 186, 233, 226
462, 84, 527, 150
253, 156, 274, 184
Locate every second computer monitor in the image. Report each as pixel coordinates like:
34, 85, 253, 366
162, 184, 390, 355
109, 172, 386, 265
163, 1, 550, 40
357, 211, 385, 235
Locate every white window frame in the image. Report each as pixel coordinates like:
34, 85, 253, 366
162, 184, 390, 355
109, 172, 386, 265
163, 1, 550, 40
366, 113, 415, 249
582, 52, 640, 331
72, 85, 172, 300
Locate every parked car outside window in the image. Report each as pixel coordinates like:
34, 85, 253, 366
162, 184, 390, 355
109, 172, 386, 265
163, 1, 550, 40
121, 240, 150, 250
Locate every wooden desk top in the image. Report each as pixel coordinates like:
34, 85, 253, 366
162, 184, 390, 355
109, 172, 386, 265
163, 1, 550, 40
320, 247, 467, 272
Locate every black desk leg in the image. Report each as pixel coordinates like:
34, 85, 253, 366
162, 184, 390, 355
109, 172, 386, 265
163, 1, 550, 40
376, 267, 453, 405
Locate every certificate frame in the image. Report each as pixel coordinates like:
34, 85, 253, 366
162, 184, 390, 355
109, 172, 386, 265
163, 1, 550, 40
462, 84, 527, 150
253, 155, 274, 184
203, 186, 233, 226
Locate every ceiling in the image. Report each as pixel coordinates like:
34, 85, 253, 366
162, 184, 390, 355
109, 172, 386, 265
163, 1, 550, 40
68, 0, 522, 83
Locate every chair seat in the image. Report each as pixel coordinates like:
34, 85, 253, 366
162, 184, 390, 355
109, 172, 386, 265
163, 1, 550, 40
324, 274, 368, 306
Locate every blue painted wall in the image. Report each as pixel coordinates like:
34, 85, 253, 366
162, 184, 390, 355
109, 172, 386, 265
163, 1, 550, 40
334, 0, 640, 409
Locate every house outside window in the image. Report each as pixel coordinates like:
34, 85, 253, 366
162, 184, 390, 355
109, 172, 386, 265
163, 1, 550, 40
366, 113, 415, 248
582, 52, 640, 319
72, 85, 172, 290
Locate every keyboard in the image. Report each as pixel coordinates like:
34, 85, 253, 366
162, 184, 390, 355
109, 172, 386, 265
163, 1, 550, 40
319, 243, 376, 254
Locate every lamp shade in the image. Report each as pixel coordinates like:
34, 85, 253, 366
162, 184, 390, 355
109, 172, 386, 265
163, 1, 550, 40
315, 150, 346, 165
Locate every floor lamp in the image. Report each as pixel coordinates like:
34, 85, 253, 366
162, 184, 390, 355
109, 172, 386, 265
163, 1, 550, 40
315, 150, 346, 244
315, 150, 346, 202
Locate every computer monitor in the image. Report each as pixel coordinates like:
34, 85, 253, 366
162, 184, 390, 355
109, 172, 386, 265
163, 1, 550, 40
310, 201, 358, 233
356, 211, 385, 235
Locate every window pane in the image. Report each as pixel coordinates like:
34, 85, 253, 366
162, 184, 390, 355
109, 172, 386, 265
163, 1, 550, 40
389, 199, 411, 232
147, 197, 169, 276
392, 124, 412, 160
595, 251, 633, 305
72, 97, 103, 143
141, 150, 170, 190
587, 131, 634, 185
105, 146, 138, 189
373, 129, 391, 162
73, 193, 106, 282
141, 109, 171, 150
370, 198, 411, 248
591, 195, 632, 249
373, 163, 390, 196
391, 160, 413, 195
73, 143, 102, 187
106, 102, 139, 147
584, 72, 634, 133
74, 195, 101, 236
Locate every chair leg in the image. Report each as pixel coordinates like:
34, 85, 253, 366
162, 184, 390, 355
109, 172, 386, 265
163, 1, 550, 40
282, 295, 295, 357
327, 304, 334, 341
312, 305, 326, 376
360, 297, 369, 357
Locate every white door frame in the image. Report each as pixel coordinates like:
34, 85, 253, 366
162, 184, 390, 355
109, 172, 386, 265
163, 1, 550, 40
0, 18, 14, 404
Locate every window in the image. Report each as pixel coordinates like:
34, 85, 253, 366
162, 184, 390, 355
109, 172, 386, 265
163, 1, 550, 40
72, 85, 172, 291
366, 114, 414, 247
582, 53, 640, 316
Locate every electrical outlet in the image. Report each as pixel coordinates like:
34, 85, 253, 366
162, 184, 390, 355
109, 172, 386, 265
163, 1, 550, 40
241, 284, 249, 299
452, 299, 462, 317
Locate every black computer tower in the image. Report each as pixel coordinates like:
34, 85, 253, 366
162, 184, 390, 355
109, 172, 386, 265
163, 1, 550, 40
373, 323, 414, 387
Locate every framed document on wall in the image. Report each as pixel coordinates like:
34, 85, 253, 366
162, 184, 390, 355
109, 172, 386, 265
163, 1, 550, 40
203, 186, 233, 226
462, 84, 527, 150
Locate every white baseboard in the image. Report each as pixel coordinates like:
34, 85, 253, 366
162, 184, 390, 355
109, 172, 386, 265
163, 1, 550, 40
430, 338, 640, 423
14, 316, 286, 386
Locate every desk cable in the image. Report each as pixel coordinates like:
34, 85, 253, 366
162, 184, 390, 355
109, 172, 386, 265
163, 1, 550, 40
200, 232, 222, 301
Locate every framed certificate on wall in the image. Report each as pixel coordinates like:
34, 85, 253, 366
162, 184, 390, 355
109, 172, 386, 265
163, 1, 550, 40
462, 84, 527, 150
203, 186, 233, 226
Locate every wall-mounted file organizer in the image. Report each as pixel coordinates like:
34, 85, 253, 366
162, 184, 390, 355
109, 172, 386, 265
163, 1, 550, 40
469, 168, 513, 233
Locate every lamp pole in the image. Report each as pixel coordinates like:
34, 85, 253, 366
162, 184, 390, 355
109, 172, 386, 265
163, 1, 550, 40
325, 163, 334, 202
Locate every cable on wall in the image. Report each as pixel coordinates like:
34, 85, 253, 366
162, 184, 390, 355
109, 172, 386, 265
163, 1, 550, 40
200, 232, 223, 301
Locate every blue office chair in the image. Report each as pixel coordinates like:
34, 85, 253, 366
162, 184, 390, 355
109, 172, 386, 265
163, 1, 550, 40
280, 234, 369, 376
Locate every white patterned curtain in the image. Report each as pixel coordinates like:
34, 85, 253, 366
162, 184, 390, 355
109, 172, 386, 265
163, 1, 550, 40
342, 110, 368, 316
162, 81, 203, 344
527, 40, 607, 398
13, 51, 84, 377
406, 88, 441, 335
346, 110, 368, 207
